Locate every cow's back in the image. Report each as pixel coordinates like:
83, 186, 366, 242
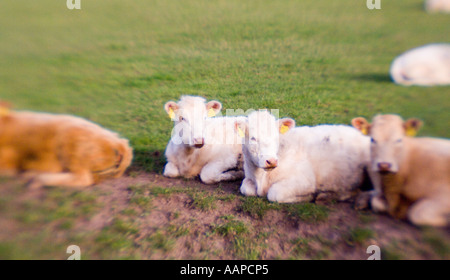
401, 137, 450, 200
280, 125, 370, 192
0, 111, 131, 176
390, 44, 450, 86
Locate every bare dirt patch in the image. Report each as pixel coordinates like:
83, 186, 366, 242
0, 172, 448, 260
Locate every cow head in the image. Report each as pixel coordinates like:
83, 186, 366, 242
352, 114, 422, 174
235, 110, 295, 170
164, 96, 222, 148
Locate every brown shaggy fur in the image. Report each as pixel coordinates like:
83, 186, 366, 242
0, 105, 132, 188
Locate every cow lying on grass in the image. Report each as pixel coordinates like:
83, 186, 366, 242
390, 43, 450, 86
163, 96, 245, 184
352, 114, 450, 227
425, 0, 450, 13
236, 110, 379, 203
0, 103, 133, 188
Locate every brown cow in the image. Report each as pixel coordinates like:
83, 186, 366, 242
352, 114, 450, 227
0, 103, 132, 189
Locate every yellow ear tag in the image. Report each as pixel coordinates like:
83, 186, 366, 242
168, 108, 175, 120
405, 127, 417, 137
237, 127, 245, 138
0, 106, 10, 117
361, 127, 368, 136
208, 108, 216, 118
280, 125, 289, 134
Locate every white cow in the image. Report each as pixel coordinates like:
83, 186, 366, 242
163, 96, 245, 184
390, 44, 450, 86
236, 111, 380, 203
425, 0, 450, 13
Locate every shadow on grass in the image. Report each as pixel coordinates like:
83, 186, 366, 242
353, 73, 393, 84
129, 148, 166, 174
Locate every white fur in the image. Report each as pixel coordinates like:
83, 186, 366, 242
390, 44, 450, 86
425, 0, 450, 13
238, 111, 380, 203
163, 96, 245, 184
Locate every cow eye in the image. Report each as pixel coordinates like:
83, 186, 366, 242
250, 137, 257, 142
370, 138, 376, 144
180, 117, 186, 122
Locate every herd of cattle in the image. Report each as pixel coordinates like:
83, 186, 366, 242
0, 1, 449, 230
162, 96, 450, 227
0, 92, 449, 228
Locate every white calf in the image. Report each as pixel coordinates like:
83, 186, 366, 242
390, 44, 450, 86
236, 111, 379, 203
163, 96, 244, 184
425, 0, 450, 13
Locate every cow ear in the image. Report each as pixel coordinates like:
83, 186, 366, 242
404, 118, 423, 137
164, 101, 179, 120
0, 101, 11, 117
206, 100, 222, 117
234, 119, 247, 138
278, 118, 295, 134
351, 117, 371, 135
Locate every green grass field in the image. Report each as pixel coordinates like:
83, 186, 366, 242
1, 0, 449, 154
0, 0, 449, 260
